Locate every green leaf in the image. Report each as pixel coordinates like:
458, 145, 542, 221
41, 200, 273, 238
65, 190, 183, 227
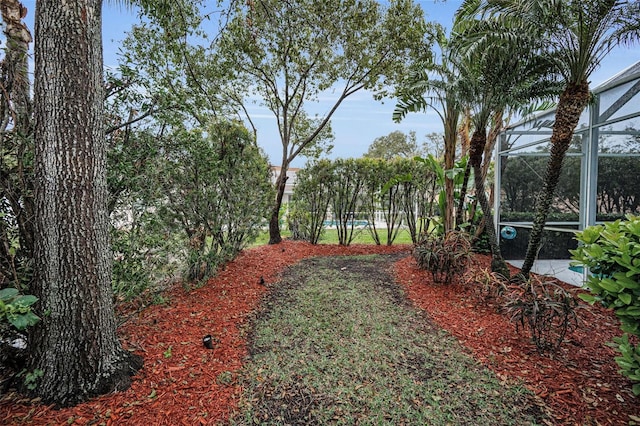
13, 295, 38, 307
618, 306, 640, 317
578, 293, 596, 304
0, 288, 19, 301
24, 311, 40, 327
619, 293, 632, 305
613, 273, 639, 289
598, 278, 622, 293
9, 315, 30, 331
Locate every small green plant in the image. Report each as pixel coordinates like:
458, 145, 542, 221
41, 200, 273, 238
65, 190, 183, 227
0, 288, 40, 331
21, 368, 44, 391
464, 268, 509, 303
413, 231, 472, 284
216, 370, 233, 386
152, 293, 169, 305
571, 215, 640, 394
609, 334, 640, 395
503, 277, 579, 354
163, 345, 173, 358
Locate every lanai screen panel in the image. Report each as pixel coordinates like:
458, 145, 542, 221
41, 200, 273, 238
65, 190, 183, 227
495, 62, 640, 260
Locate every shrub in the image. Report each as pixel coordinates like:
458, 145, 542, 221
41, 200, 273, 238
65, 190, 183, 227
571, 215, 640, 395
0, 288, 40, 375
413, 231, 471, 284
0, 288, 39, 332
289, 160, 333, 245
503, 277, 579, 354
158, 121, 274, 282
464, 268, 509, 304
287, 205, 312, 241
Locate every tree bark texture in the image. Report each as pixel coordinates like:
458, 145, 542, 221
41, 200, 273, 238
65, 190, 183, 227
30, 0, 141, 406
454, 111, 472, 229
520, 81, 590, 279
472, 110, 504, 241
1, 0, 31, 132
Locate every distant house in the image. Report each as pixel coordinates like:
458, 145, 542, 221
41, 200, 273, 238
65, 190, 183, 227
270, 166, 300, 205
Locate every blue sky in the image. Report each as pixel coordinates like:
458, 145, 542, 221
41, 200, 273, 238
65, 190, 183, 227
14, 1, 640, 167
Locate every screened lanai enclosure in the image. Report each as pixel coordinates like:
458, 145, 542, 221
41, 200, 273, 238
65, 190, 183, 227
495, 61, 640, 285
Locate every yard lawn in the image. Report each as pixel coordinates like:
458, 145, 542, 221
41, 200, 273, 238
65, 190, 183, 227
1, 241, 637, 425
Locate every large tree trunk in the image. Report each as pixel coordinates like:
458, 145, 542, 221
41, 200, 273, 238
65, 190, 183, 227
268, 165, 288, 244
469, 129, 509, 278
28, 0, 141, 407
520, 81, 590, 279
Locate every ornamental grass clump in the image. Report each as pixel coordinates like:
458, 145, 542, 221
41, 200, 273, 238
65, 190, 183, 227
413, 231, 472, 285
503, 277, 579, 355
571, 215, 640, 395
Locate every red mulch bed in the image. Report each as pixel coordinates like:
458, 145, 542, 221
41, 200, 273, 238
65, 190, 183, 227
396, 254, 640, 426
1, 241, 638, 425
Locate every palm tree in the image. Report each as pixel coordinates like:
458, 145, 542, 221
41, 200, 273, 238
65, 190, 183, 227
394, 24, 462, 233
450, 5, 561, 277
448, 46, 511, 276
470, 0, 640, 279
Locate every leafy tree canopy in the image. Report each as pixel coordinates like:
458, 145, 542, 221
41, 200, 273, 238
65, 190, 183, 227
364, 130, 419, 160
211, 0, 433, 161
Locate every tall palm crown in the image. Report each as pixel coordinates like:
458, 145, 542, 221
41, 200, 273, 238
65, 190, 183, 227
393, 24, 464, 232
447, 11, 559, 276
460, 0, 639, 278
499, 0, 636, 81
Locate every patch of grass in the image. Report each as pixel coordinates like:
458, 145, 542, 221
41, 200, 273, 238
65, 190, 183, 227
317, 228, 414, 245
250, 230, 291, 246
251, 228, 414, 246
232, 255, 546, 425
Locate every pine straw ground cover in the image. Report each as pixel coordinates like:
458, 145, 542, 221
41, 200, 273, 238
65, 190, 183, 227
0, 240, 638, 425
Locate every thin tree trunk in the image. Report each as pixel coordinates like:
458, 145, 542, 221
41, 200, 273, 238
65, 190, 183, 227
473, 163, 509, 277
268, 166, 288, 244
455, 161, 471, 229
29, 0, 141, 406
455, 109, 472, 229
520, 82, 590, 278
443, 100, 459, 233
469, 129, 509, 278
1, 0, 31, 131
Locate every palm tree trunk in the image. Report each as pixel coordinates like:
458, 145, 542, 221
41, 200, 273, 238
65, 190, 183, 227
473, 163, 509, 277
469, 129, 510, 278
443, 100, 459, 233
472, 110, 504, 242
455, 161, 471, 229
520, 81, 590, 278
455, 109, 472, 229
